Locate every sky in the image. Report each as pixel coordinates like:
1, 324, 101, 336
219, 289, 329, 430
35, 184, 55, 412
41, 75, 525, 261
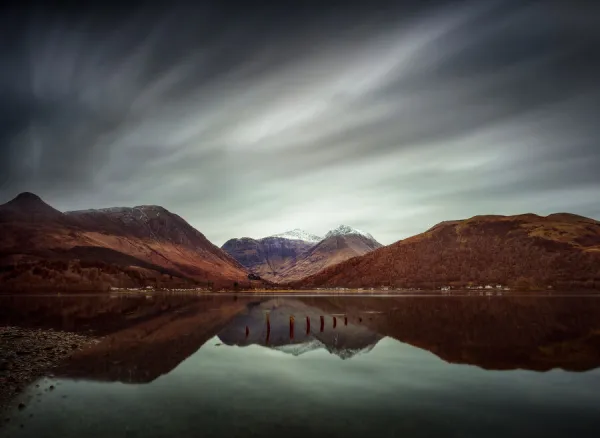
0, 0, 599, 246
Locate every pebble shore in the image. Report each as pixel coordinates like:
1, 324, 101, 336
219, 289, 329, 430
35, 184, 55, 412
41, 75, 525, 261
0, 326, 99, 416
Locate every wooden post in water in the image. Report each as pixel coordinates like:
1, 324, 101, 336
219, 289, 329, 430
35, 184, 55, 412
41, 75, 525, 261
320, 315, 324, 332
245, 326, 249, 337
289, 315, 295, 340
333, 316, 337, 329
344, 316, 348, 326
306, 316, 310, 335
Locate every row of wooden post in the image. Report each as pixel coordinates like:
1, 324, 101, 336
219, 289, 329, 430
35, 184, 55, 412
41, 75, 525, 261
244, 314, 352, 341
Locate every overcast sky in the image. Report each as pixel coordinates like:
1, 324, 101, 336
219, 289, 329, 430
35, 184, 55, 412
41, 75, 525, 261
1, 0, 599, 246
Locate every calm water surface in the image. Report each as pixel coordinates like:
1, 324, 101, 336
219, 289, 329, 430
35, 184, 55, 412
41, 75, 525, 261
1, 293, 600, 437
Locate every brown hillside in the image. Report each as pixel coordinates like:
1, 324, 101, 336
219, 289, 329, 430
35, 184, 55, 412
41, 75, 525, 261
295, 213, 600, 290
0, 194, 252, 291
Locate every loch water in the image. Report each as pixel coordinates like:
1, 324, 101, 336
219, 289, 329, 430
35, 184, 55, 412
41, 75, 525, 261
1, 292, 600, 437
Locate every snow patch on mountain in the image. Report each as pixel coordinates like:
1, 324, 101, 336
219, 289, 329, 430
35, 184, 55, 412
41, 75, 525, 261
66, 205, 169, 221
270, 339, 326, 356
328, 343, 378, 360
270, 339, 377, 359
66, 207, 129, 214
325, 224, 375, 240
269, 228, 322, 243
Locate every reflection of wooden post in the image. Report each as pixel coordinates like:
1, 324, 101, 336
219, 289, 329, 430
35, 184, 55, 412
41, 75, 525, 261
333, 316, 337, 329
344, 316, 348, 326
320, 316, 324, 332
266, 312, 271, 344
290, 315, 295, 340
245, 326, 249, 337
306, 316, 310, 335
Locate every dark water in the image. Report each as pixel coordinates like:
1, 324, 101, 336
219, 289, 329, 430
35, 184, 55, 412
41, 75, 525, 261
2, 293, 600, 437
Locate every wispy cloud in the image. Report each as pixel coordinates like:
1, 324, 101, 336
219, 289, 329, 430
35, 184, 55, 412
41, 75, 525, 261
1, 0, 599, 245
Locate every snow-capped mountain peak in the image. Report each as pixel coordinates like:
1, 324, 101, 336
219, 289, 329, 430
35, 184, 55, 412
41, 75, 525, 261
269, 228, 322, 243
325, 224, 374, 240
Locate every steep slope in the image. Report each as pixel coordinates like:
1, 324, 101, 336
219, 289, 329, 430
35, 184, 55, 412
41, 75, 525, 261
296, 213, 600, 290
277, 225, 382, 282
0, 193, 251, 291
221, 230, 318, 281
66, 206, 246, 280
0, 193, 86, 266
0, 192, 71, 224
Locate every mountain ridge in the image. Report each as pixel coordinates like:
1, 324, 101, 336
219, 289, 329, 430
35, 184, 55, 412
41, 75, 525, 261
222, 224, 381, 282
3, 191, 599, 290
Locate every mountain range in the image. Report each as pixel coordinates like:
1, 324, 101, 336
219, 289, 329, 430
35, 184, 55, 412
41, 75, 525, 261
1, 191, 600, 291
221, 225, 382, 282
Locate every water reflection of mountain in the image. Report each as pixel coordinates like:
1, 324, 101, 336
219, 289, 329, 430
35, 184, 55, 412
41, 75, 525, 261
55, 297, 248, 383
3, 294, 600, 384
298, 296, 600, 372
0, 294, 257, 384
217, 299, 382, 359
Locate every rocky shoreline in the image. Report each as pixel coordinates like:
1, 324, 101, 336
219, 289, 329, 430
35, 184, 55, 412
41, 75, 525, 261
0, 326, 100, 417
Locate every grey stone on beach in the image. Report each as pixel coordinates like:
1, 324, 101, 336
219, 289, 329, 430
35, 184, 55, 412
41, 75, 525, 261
0, 326, 98, 413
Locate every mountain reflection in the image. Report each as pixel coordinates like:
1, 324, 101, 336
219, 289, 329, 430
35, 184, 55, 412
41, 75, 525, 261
217, 298, 382, 359
2, 293, 600, 384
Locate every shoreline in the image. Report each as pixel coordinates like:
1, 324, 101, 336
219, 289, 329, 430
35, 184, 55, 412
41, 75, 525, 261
0, 327, 100, 418
1, 288, 599, 298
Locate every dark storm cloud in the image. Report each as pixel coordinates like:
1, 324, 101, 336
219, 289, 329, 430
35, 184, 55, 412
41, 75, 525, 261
0, 0, 599, 245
